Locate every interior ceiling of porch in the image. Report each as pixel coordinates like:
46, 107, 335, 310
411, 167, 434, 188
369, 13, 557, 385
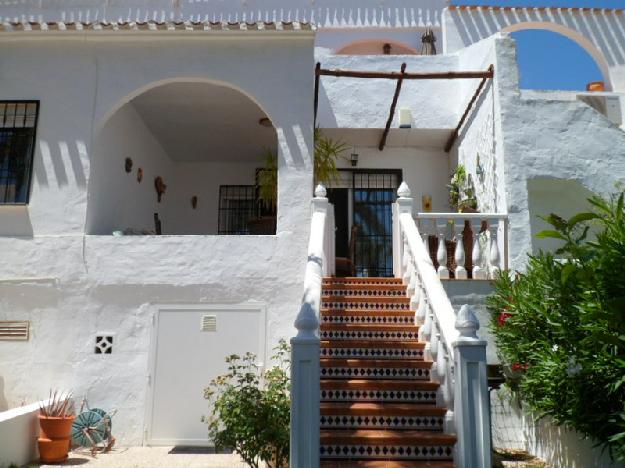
321, 128, 453, 149
131, 82, 277, 163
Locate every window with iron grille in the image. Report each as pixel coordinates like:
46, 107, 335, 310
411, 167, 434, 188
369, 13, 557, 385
0, 101, 39, 204
218, 185, 257, 235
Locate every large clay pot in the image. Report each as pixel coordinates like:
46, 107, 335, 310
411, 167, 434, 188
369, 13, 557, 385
39, 415, 75, 463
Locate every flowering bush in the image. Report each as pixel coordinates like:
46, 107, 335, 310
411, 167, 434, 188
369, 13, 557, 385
488, 192, 625, 460
202, 340, 290, 468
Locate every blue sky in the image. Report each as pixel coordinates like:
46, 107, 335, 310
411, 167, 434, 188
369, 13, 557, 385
451, 0, 617, 90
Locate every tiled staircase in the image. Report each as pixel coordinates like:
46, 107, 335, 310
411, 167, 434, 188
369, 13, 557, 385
319, 277, 456, 468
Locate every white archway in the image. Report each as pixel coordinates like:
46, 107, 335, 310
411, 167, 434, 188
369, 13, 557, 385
502, 22, 612, 90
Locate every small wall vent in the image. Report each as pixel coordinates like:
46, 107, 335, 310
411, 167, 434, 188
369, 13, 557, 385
201, 315, 217, 332
95, 335, 113, 354
0, 321, 30, 341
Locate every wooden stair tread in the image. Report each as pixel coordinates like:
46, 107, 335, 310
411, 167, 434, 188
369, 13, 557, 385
320, 430, 457, 445
321, 380, 439, 390
322, 359, 432, 368
321, 402, 446, 416
321, 340, 425, 349
321, 461, 454, 468
321, 310, 414, 316
324, 277, 403, 284
323, 296, 410, 302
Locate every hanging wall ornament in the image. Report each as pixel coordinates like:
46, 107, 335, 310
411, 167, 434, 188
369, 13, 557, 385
191, 196, 198, 209
125, 157, 133, 173
154, 176, 167, 203
137, 168, 143, 183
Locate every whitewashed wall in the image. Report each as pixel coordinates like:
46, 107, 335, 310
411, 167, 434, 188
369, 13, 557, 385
0, 32, 314, 445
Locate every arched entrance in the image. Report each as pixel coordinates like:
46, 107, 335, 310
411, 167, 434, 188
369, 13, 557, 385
87, 80, 278, 236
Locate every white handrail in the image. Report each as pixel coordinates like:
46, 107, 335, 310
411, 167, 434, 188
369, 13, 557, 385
291, 184, 332, 468
400, 210, 459, 353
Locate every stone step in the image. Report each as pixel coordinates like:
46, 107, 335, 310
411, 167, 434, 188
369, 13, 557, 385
321, 359, 432, 380
320, 430, 456, 461
321, 340, 425, 360
321, 310, 415, 326
320, 324, 420, 341
322, 296, 411, 311
320, 403, 446, 431
322, 284, 407, 298
320, 379, 439, 404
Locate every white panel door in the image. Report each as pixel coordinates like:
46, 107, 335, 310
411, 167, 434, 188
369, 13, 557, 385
147, 304, 266, 446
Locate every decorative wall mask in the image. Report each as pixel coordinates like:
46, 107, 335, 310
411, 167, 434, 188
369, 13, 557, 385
137, 168, 143, 183
125, 157, 133, 173
154, 176, 167, 202
191, 196, 198, 209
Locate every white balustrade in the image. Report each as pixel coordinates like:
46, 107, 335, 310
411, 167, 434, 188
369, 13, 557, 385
291, 184, 334, 468
416, 212, 509, 280
394, 182, 492, 468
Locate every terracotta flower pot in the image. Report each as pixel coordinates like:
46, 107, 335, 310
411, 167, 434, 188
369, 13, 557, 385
39, 415, 75, 463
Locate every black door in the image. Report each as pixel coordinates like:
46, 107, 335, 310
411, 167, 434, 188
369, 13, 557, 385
352, 171, 401, 277
327, 188, 350, 258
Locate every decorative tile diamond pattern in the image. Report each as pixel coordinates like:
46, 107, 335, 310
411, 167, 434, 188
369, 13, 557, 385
318, 277, 456, 462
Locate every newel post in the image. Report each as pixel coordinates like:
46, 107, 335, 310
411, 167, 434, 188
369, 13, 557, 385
290, 185, 327, 468
453, 305, 492, 468
395, 182, 413, 280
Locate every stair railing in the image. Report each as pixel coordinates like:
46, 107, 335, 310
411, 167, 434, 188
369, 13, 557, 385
290, 184, 334, 468
392, 182, 492, 468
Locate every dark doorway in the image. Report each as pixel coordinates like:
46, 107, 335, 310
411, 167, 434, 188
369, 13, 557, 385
327, 169, 401, 277
327, 188, 350, 258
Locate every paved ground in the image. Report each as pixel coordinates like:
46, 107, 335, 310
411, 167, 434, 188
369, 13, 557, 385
32, 447, 254, 468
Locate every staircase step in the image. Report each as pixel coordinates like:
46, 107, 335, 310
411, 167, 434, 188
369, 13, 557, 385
320, 403, 445, 431
324, 277, 404, 286
321, 380, 439, 403
321, 324, 420, 341
322, 296, 411, 311
320, 430, 456, 461
321, 460, 454, 467
321, 340, 425, 360
321, 310, 415, 326
323, 284, 407, 298
321, 359, 432, 380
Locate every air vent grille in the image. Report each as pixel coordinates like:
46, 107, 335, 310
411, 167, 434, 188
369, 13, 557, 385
0, 321, 30, 341
201, 315, 217, 332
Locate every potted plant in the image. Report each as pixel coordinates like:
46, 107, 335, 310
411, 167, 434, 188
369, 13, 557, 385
255, 129, 347, 227
38, 391, 75, 463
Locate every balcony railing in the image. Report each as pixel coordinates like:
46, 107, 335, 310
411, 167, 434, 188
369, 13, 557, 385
415, 212, 508, 280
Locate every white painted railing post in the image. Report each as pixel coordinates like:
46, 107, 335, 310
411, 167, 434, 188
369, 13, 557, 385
396, 182, 413, 281
454, 221, 467, 280
453, 305, 492, 468
488, 220, 500, 278
436, 227, 449, 279
290, 184, 329, 468
471, 220, 486, 280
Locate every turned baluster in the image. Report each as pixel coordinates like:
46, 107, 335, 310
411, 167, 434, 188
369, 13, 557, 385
437, 230, 449, 279
454, 220, 467, 279
471, 219, 486, 279
489, 220, 501, 278
416, 294, 428, 326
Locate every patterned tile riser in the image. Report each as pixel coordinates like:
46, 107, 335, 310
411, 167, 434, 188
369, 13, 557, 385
320, 348, 424, 360
322, 302, 410, 310
320, 389, 437, 403
321, 367, 430, 380
320, 330, 418, 341
320, 415, 444, 431
322, 316, 414, 325
319, 444, 454, 460
324, 289, 405, 297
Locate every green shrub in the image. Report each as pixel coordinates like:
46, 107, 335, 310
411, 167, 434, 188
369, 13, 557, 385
488, 192, 625, 460
202, 340, 290, 468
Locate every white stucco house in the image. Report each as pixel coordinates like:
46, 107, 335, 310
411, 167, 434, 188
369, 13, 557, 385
1, 1, 625, 467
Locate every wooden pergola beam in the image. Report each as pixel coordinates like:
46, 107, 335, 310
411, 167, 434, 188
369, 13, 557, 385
316, 68, 494, 80
314, 62, 321, 127
444, 64, 495, 153
379, 63, 407, 152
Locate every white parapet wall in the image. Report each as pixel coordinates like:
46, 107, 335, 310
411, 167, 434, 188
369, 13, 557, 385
0, 399, 49, 466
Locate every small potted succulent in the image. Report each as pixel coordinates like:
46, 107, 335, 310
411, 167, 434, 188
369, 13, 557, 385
38, 391, 75, 463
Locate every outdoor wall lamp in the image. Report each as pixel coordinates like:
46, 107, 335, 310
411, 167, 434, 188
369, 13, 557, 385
350, 150, 359, 167
399, 108, 412, 128
476, 153, 484, 179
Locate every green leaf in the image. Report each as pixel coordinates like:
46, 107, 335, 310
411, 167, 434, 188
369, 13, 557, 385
536, 230, 567, 241
568, 212, 600, 227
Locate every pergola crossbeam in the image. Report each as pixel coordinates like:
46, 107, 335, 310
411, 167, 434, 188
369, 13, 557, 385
379, 63, 407, 151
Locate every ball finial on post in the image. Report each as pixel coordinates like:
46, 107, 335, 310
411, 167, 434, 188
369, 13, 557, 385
455, 304, 480, 340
